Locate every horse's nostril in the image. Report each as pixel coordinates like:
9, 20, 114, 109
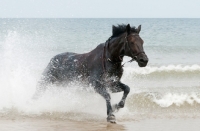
139, 59, 145, 63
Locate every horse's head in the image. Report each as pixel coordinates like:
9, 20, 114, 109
124, 24, 148, 67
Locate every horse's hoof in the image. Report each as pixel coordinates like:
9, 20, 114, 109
110, 120, 116, 124
107, 114, 116, 123
118, 100, 125, 108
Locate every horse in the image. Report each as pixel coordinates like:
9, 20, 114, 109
33, 24, 149, 123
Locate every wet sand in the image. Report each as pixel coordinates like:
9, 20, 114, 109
1, 118, 200, 131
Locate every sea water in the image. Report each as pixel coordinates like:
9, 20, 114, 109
0, 18, 200, 121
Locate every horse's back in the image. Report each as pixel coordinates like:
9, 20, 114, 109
41, 43, 104, 84
53, 52, 77, 61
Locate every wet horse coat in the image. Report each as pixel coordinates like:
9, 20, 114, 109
34, 24, 149, 123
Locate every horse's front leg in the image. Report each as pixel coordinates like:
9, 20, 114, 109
113, 82, 130, 109
91, 80, 116, 123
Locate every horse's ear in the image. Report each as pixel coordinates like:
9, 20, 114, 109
112, 25, 117, 35
137, 25, 141, 34
126, 24, 131, 34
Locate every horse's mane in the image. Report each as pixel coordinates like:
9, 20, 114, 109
111, 24, 137, 38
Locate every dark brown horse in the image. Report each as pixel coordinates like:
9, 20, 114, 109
33, 24, 148, 123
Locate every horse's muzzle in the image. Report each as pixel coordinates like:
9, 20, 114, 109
136, 54, 148, 67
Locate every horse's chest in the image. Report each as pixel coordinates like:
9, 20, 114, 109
107, 65, 123, 79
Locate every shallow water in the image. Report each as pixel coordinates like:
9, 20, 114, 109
0, 19, 200, 129
1, 118, 200, 131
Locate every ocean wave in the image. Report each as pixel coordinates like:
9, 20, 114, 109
1, 91, 200, 121
122, 65, 200, 81
124, 65, 200, 75
127, 92, 200, 109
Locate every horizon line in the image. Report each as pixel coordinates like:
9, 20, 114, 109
0, 17, 200, 19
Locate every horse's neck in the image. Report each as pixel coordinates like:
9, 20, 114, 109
107, 35, 125, 62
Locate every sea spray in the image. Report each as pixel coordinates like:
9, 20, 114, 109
0, 18, 200, 120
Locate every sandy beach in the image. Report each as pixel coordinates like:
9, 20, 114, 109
1, 117, 200, 131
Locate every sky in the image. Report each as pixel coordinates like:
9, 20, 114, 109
0, 0, 199, 18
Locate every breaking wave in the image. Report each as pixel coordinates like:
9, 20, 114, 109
123, 65, 200, 77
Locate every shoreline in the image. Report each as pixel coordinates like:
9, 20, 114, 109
1, 117, 200, 131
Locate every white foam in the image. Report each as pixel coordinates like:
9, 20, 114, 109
152, 93, 200, 107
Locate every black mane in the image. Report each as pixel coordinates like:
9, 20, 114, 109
111, 24, 137, 38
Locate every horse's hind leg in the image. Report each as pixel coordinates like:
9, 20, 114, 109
32, 76, 56, 99
32, 76, 52, 99
32, 57, 60, 99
